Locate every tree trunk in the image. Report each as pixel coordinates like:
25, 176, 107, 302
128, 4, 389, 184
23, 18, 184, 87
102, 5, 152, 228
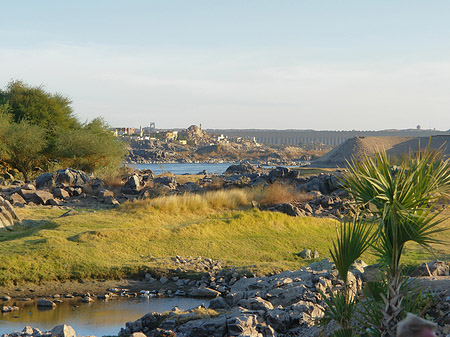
380, 269, 404, 337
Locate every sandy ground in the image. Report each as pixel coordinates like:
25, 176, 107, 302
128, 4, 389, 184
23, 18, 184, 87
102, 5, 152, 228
313, 135, 450, 167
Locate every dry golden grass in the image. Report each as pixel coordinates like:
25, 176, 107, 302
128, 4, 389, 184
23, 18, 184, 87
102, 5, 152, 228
126, 188, 252, 214
1, 190, 448, 285
257, 182, 312, 206
96, 166, 133, 187
175, 174, 204, 184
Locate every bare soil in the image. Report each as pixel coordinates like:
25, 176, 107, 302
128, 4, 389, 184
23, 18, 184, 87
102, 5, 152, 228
313, 135, 450, 167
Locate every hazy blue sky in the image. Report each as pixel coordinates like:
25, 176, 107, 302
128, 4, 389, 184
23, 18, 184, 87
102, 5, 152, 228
1, 1, 450, 130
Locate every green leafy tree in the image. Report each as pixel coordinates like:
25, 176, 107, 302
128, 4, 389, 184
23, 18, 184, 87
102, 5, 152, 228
0, 81, 127, 177
0, 80, 79, 131
0, 120, 47, 181
343, 149, 450, 336
52, 118, 127, 172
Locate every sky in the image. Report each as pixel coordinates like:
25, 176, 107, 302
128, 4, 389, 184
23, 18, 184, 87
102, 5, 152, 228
1, 1, 450, 131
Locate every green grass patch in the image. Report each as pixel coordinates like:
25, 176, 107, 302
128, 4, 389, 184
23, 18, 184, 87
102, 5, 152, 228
0, 192, 448, 286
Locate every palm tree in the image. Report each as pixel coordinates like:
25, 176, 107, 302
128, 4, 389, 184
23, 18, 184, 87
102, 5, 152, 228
320, 218, 375, 336
343, 148, 450, 336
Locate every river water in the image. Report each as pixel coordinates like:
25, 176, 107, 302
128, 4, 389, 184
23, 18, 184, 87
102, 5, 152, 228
129, 162, 307, 175
0, 297, 208, 336
129, 162, 235, 175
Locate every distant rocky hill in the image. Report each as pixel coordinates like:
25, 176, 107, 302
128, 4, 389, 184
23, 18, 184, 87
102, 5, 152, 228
312, 135, 450, 167
128, 139, 321, 165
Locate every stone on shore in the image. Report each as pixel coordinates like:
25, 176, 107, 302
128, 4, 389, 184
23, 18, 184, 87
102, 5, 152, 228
37, 298, 57, 308
50, 324, 76, 337
188, 287, 221, 298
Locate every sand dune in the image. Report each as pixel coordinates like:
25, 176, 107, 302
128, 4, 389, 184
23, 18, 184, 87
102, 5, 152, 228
312, 135, 450, 168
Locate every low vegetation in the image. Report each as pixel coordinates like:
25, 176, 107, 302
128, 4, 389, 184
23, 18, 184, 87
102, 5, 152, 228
323, 148, 450, 337
256, 182, 312, 206
0, 188, 448, 286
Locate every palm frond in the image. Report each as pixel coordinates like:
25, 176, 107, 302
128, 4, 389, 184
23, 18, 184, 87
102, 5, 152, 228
319, 289, 357, 329
330, 217, 376, 285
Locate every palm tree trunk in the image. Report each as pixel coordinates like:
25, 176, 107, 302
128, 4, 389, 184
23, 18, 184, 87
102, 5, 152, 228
380, 268, 404, 336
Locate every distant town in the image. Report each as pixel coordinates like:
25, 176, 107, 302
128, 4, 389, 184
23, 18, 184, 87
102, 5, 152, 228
113, 124, 450, 147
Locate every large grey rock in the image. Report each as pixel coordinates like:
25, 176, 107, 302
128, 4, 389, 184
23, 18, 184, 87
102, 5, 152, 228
122, 175, 143, 194
55, 168, 90, 186
269, 203, 305, 217
9, 192, 26, 205
53, 187, 70, 199
268, 166, 290, 180
176, 307, 275, 337
0, 205, 14, 230
36, 172, 54, 189
208, 296, 230, 310
238, 296, 274, 311
50, 324, 76, 337
37, 298, 56, 308
33, 190, 55, 205
225, 162, 258, 175
36, 169, 89, 189
122, 312, 165, 335
18, 188, 38, 202
188, 287, 221, 298
298, 249, 311, 259
266, 308, 305, 332
413, 260, 450, 277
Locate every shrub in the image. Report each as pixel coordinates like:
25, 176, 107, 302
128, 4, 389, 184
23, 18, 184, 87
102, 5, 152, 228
257, 182, 312, 206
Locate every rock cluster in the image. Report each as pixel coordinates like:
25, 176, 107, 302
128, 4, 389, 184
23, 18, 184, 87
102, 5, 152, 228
0, 196, 19, 229
268, 194, 355, 219
119, 259, 360, 337
0, 164, 350, 221
1, 169, 92, 207
0, 168, 123, 209
144, 256, 234, 298
413, 260, 450, 277
2, 324, 77, 337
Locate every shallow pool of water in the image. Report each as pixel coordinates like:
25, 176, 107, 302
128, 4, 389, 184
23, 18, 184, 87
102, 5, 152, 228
0, 297, 208, 336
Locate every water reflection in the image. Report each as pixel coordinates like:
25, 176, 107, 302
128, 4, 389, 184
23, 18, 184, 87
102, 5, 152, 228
0, 297, 208, 336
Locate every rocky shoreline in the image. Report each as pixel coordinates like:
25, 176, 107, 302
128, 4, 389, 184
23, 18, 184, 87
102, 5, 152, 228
1, 163, 354, 229
2, 259, 450, 337
1, 163, 450, 336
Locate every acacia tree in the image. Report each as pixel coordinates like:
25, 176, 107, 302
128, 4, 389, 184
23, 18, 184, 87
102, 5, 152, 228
0, 81, 127, 178
343, 149, 450, 336
0, 119, 47, 181
0, 80, 79, 131
52, 118, 127, 172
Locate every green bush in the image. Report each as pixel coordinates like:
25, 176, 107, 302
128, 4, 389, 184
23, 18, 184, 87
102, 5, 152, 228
0, 81, 127, 178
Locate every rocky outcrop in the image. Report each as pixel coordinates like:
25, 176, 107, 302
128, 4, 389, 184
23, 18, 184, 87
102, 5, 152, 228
2, 324, 78, 337
1, 168, 122, 208
413, 260, 450, 277
0, 196, 19, 230
225, 163, 259, 175
36, 168, 90, 189
267, 203, 305, 217
119, 259, 361, 337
